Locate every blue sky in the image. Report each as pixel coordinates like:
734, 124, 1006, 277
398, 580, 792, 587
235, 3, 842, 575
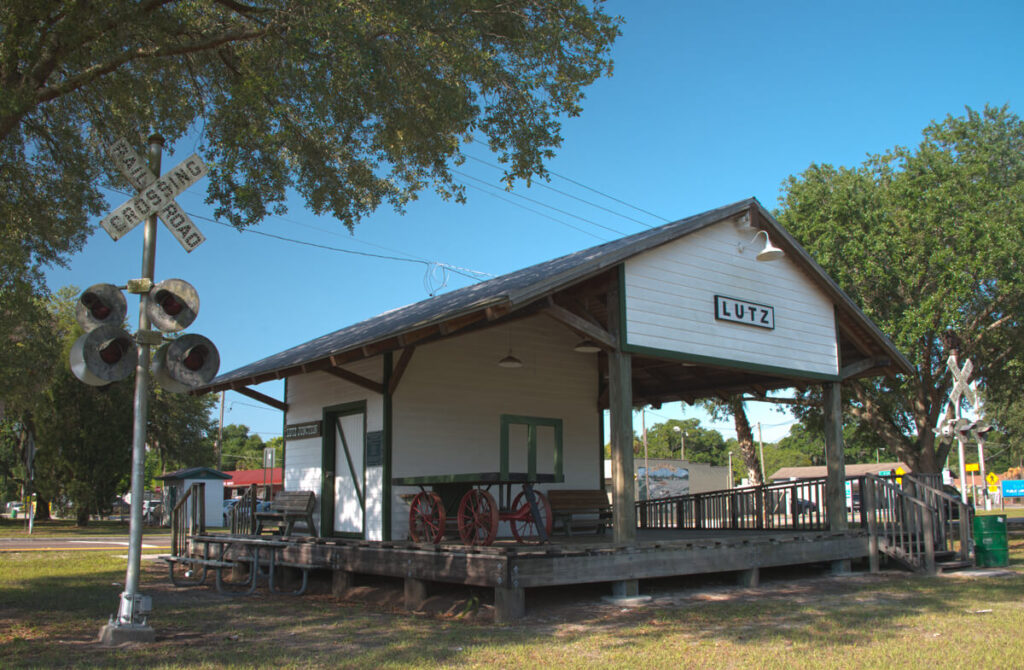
46, 1, 1024, 444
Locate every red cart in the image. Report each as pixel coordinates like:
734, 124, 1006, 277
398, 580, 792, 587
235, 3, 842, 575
393, 472, 558, 546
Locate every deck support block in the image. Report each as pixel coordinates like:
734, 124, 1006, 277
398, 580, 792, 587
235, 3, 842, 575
611, 579, 639, 598
830, 559, 851, 575
332, 570, 354, 596
494, 586, 525, 622
404, 577, 429, 611
737, 567, 760, 587
231, 562, 248, 582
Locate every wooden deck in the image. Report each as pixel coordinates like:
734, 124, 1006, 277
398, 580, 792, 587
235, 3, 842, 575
182, 528, 870, 621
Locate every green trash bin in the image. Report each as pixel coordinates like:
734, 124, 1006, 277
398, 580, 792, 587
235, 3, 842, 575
973, 515, 1009, 567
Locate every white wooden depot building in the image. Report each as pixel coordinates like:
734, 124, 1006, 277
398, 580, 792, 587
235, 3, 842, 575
200, 198, 911, 551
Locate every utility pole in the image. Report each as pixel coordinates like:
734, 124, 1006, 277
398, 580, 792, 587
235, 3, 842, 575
217, 391, 226, 471
757, 422, 766, 483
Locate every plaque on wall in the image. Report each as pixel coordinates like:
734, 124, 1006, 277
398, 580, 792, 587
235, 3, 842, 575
365, 431, 384, 466
284, 420, 322, 440
714, 295, 775, 330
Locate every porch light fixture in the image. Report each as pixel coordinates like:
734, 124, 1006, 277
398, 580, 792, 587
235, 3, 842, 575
498, 326, 523, 368
738, 230, 784, 262
573, 339, 601, 353
498, 352, 523, 368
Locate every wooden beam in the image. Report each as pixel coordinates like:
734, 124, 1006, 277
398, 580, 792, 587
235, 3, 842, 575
741, 395, 820, 407
323, 366, 385, 395
233, 386, 288, 412
542, 303, 617, 350
439, 310, 486, 336
398, 325, 440, 348
388, 347, 416, 396
840, 356, 891, 380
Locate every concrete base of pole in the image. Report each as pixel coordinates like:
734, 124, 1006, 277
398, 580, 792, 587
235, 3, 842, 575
98, 622, 156, 645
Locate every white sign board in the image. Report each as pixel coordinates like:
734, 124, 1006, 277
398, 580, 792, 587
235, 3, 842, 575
714, 295, 775, 330
99, 139, 207, 252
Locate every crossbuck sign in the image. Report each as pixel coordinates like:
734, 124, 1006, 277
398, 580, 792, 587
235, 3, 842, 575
99, 138, 207, 252
947, 356, 976, 408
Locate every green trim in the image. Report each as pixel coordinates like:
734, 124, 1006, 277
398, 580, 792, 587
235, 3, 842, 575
621, 343, 841, 382
321, 400, 368, 538
382, 352, 393, 541
499, 414, 564, 481
335, 415, 364, 507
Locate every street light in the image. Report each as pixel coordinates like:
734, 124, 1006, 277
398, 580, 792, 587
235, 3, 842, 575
673, 425, 686, 461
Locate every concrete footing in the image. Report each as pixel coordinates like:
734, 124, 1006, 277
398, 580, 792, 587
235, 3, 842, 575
98, 622, 156, 645
737, 567, 760, 587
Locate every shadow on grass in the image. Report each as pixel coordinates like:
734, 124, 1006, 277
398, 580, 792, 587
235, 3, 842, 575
3, 547, 1023, 669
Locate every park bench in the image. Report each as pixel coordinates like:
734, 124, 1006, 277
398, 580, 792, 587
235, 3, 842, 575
255, 490, 318, 537
547, 489, 612, 536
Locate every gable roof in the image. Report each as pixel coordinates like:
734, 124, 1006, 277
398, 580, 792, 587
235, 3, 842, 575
158, 466, 231, 481
201, 198, 912, 394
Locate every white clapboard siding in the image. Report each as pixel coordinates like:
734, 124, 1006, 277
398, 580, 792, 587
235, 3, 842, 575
391, 314, 601, 539
624, 221, 838, 376
284, 358, 384, 539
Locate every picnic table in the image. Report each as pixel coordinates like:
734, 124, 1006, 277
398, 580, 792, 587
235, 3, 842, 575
392, 472, 561, 546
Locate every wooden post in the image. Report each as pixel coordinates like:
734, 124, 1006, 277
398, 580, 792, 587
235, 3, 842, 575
737, 567, 759, 587
864, 479, 879, 573
403, 577, 428, 611
823, 382, 848, 532
494, 586, 525, 622
332, 570, 354, 596
607, 282, 636, 546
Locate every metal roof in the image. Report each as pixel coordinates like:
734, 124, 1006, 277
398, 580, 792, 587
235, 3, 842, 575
203, 198, 912, 392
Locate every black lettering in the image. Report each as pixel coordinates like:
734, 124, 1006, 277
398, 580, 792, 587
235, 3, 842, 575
174, 167, 190, 185
721, 301, 731, 317
157, 180, 174, 199
760, 309, 771, 325
736, 305, 745, 319
145, 189, 161, 207
186, 158, 202, 176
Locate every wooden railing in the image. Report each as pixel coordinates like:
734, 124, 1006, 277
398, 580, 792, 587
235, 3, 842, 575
636, 477, 859, 532
864, 475, 940, 574
230, 484, 259, 535
171, 482, 206, 557
902, 474, 972, 562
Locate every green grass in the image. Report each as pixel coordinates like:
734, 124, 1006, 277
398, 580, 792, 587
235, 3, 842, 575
2, 534, 1023, 668
0, 518, 171, 538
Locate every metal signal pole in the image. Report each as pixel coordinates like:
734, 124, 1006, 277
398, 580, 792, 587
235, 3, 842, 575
100, 135, 163, 644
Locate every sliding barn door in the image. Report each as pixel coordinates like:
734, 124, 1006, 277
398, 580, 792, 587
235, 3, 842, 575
322, 403, 366, 537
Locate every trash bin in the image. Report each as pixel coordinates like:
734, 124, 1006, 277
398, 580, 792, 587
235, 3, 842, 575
973, 515, 1009, 567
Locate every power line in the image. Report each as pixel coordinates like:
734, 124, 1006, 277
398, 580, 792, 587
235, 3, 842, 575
463, 154, 657, 229
459, 181, 609, 241
470, 138, 671, 224
452, 169, 630, 237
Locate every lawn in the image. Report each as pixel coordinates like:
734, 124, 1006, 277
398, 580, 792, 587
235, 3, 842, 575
1, 531, 1022, 669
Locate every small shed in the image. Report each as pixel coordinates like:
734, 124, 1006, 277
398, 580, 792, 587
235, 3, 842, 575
158, 467, 230, 528
198, 198, 913, 556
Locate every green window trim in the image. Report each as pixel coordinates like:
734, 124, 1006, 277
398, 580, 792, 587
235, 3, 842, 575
499, 414, 564, 481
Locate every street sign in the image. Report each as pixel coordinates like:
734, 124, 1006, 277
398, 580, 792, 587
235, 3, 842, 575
986, 472, 999, 485
99, 139, 207, 252
1002, 480, 1024, 497
965, 463, 979, 472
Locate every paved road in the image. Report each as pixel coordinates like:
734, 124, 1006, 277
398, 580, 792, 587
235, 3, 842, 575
0, 536, 171, 552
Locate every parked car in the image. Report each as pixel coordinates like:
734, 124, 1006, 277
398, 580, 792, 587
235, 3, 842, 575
222, 498, 239, 526
794, 498, 818, 514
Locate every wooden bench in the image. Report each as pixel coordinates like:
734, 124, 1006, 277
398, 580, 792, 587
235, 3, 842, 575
548, 489, 612, 536
255, 490, 318, 537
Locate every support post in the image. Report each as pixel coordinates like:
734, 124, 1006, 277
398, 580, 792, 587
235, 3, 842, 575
494, 586, 526, 622
607, 282, 636, 546
404, 577, 428, 611
332, 570, 354, 596
737, 567, 759, 587
823, 382, 848, 532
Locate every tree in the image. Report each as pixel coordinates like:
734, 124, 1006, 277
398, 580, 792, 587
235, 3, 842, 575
0, 2, 619, 330
147, 387, 218, 474
220, 424, 268, 470
776, 105, 1024, 473
641, 418, 728, 464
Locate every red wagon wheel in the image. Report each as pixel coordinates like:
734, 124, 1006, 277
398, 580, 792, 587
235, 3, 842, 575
457, 489, 498, 546
409, 491, 446, 544
510, 490, 553, 544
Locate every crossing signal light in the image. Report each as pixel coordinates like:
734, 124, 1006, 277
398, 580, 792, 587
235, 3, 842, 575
147, 278, 199, 332
152, 334, 220, 393
69, 324, 138, 386
75, 284, 127, 332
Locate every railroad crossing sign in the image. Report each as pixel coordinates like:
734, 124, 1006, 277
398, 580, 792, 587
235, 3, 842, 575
947, 356, 976, 408
99, 138, 207, 252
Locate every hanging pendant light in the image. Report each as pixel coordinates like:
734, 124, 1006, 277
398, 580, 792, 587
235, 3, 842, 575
737, 230, 784, 262
573, 339, 601, 353
498, 325, 523, 368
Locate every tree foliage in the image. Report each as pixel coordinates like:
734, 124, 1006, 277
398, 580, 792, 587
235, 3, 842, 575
776, 105, 1024, 472
0, 0, 619, 288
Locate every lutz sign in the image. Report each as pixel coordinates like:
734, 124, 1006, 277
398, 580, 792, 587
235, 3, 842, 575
714, 295, 774, 330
